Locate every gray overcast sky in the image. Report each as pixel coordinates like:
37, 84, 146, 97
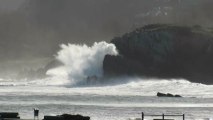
0, 0, 25, 11
0, 0, 213, 60
0, 0, 213, 76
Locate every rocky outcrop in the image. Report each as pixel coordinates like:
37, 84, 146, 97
103, 24, 213, 84
44, 114, 90, 120
0, 112, 20, 119
157, 92, 182, 97
61, 114, 89, 120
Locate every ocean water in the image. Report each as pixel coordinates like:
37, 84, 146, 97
0, 42, 212, 120
0, 78, 212, 120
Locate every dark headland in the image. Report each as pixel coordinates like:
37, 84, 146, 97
103, 24, 213, 84
18, 24, 213, 85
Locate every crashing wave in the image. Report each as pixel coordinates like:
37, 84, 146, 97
46, 41, 118, 86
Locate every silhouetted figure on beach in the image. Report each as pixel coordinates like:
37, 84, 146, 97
34, 108, 39, 120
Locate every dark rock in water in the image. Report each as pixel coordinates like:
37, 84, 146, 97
103, 24, 213, 84
44, 114, 90, 120
157, 92, 182, 97
61, 114, 90, 120
0, 112, 20, 119
157, 92, 167, 97
44, 116, 64, 120
166, 93, 174, 97
174, 95, 182, 97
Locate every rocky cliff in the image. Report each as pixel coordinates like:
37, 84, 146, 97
103, 24, 213, 84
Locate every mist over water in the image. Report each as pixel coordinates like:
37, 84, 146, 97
46, 41, 118, 86
2, 0, 213, 79
35, 40, 213, 99
0, 41, 212, 120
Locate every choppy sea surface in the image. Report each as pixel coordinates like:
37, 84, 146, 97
0, 78, 212, 120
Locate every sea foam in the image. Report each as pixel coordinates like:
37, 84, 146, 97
46, 41, 118, 85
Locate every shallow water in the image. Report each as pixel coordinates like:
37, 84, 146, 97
0, 78, 212, 120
